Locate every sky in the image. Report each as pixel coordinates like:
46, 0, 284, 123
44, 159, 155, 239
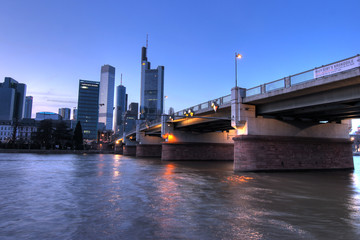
1, 0, 360, 130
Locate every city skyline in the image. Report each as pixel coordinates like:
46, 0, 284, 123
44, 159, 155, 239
1, 0, 360, 129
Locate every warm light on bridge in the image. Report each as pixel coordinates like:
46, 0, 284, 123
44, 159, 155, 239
162, 133, 176, 142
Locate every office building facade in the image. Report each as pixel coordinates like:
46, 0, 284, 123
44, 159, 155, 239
72, 108, 78, 120
35, 112, 62, 120
58, 108, 71, 120
77, 80, 100, 140
124, 102, 138, 134
0, 119, 37, 143
98, 65, 115, 131
24, 96, 33, 119
0, 77, 26, 121
140, 47, 164, 121
114, 84, 127, 134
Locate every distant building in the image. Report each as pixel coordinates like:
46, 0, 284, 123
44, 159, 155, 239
72, 108, 77, 121
0, 77, 27, 121
124, 102, 138, 134
77, 80, 100, 140
0, 119, 37, 143
24, 96, 33, 119
140, 47, 164, 121
58, 108, 71, 120
35, 112, 62, 120
114, 83, 127, 134
98, 65, 115, 131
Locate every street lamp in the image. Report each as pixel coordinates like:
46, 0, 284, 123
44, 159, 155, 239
235, 52, 242, 87
164, 96, 168, 114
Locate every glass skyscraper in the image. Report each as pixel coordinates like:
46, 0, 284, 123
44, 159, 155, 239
77, 80, 100, 140
24, 96, 33, 119
114, 84, 127, 134
140, 47, 164, 121
0, 77, 26, 121
98, 65, 115, 131
58, 107, 71, 120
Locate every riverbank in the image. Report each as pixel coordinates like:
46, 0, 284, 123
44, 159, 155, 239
0, 148, 122, 154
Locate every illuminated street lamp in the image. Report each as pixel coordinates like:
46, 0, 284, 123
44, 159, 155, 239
235, 52, 242, 87
164, 96, 168, 114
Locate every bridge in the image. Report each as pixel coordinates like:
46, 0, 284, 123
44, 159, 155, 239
118, 55, 360, 171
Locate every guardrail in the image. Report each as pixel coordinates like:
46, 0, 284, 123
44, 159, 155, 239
246, 54, 360, 97
139, 116, 162, 129
174, 94, 231, 117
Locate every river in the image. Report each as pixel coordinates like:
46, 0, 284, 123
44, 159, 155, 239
0, 154, 360, 239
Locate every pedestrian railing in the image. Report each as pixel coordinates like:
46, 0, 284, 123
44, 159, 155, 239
246, 54, 360, 96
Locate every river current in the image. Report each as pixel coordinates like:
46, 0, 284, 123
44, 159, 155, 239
0, 153, 360, 239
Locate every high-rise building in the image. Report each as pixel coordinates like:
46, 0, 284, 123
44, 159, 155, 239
0, 77, 26, 121
24, 96, 33, 119
140, 47, 164, 121
77, 80, 100, 140
72, 107, 78, 120
58, 108, 71, 120
124, 102, 138, 134
35, 112, 62, 120
98, 65, 115, 131
114, 83, 127, 134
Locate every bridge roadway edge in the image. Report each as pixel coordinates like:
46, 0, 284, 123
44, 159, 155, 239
233, 135, 354, 172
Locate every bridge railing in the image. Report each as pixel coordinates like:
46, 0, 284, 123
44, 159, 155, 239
174, 94, 231, 116
139, 116, 162, 129
246, 54, 360, 97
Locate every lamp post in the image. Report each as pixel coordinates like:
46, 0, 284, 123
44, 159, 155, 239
164, 96, 168, 114
235, 52, 242, 87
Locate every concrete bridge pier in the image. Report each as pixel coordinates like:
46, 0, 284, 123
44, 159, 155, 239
123, 138, 137, 156
136, 131, 163, 158
231, 87, 354, 171
161, 116, 235, 161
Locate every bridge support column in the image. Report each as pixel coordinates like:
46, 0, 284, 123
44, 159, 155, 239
162, 142, 234, 161
161, 120, 236, 161
234, 135, 353, 171
136, 132, 162, 158
123, 137, 137, 156
123, 145, 137, 156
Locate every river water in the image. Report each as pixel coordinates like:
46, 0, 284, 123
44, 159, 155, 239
0, 154, 360, 240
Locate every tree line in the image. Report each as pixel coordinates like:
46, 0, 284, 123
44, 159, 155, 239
1, 120, 84, 150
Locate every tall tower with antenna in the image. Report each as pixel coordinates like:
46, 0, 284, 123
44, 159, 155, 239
139, 35, 164, 121
115, 73, 127, 133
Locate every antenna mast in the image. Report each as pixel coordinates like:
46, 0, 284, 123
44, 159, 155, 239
121, 73, 123, 85
146, 34, 148, 48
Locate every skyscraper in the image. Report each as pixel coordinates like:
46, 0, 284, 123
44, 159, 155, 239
24, 96, 33, 119
114, 82, 127, 134
58, 108, 71, 120
124, 102, 138, 134
0, 77, 26, 121
72, 107, 78, 120
98, 65, 115, 131
77, 80, 100, 140
140, 47, 164, 121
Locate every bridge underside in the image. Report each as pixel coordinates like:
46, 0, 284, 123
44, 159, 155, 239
248, 69, 360, 122
257, 85, 360, 122
172, 108, 233, 132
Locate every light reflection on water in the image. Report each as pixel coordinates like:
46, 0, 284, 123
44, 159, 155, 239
0, 154, 359, 239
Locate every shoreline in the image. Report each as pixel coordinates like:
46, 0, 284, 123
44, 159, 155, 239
0, 149, 122, 154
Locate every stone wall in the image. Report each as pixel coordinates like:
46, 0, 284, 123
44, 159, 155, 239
162, 142, 234, 161
123, 145, 136, 156
233, 135, 354, 171
136, 144, 162, 158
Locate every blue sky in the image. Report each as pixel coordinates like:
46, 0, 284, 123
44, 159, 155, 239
1, 0, 359, 129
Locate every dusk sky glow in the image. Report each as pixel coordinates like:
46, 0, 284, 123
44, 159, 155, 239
1, 0, 360, 129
